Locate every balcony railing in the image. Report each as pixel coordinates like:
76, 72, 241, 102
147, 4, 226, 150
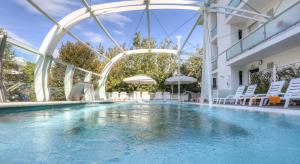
211, 25, 217, 38
211, 57, 218, 71
226, 1, 300, 61
226, 0, 241, 17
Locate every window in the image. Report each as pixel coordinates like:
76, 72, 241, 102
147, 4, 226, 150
238, 29, 243, 40
239, 71, 243, 85
213, 78, 217, 89
267, 62, 274, 69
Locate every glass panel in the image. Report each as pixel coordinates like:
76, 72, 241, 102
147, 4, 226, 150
211, 26, 217, 38
226, 0, 241, 17
49, 61, 66, 101
228, 0, 241, 7
226, 42, 242, 60
211, 58, 218, 71
242, 26, 265, 50
3, 43, 37, 102
265, 2, 300, 38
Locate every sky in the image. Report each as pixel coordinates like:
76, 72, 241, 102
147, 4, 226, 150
0, 0, 204, 62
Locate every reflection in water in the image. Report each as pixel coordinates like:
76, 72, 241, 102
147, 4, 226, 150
64, 104, 250, 141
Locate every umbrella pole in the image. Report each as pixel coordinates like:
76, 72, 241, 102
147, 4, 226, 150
177, 36, 181, 103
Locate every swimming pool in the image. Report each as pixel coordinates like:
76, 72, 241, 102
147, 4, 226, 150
1, 102, 300, 163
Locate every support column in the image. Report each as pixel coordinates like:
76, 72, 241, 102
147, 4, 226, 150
84, 72, 94, 101
64, 65, 74, 101
34, 55, 52, 101
0, 34, 7, 102
201, 10, 213, 105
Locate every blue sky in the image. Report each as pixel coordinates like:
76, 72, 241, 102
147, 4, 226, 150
0, 0, 204, 61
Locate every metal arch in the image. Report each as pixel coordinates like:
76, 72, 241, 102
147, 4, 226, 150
39, 1, 202, 59
98, 49, 178, 100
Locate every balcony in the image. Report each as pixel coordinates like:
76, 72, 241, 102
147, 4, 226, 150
226, 1, 300, 61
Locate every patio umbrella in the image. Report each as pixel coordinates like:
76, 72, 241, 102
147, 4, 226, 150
123, 75, 157, 85
164, 75, 197, 85
165, 75, 197, 99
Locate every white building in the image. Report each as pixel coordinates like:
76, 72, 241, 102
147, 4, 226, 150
208, 0, 300, 97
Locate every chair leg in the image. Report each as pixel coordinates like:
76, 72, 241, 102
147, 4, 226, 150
249, 98, 253, 106
223, 99, 226, 105
235, 99, 238, 105
259, 98, 265, 107
242, 98, 246, 106
284, 98, 290, 108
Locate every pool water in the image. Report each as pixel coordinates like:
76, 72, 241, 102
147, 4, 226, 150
1, 103, 300, 163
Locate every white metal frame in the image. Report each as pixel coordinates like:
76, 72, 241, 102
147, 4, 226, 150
22, 0, 270, 103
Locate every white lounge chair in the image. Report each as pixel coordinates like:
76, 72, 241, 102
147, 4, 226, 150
237, 85, 257, 105
133, 91, 141, 101
154, 92, 163, 100
142, 92, 150, 101
249, 81, 285, 106
280, 78, 300, 108
119, 92, 128, 101
163, 92, 171, 101
111, 92, 119, 101
218, 86, 245, 104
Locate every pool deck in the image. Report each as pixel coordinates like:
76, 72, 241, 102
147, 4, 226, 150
192, 103, 300, 116
0, 101, 300, 116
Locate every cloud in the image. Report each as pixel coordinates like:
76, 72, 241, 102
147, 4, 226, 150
6, 30, 34, 47
99, 13, 132, 28
113, 30, 124, 35
81, 31, 105, 44
14, 0, 80, 17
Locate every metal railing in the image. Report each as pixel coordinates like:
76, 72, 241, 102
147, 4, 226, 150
226, 1, 300, 60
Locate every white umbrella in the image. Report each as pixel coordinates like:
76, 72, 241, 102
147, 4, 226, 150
164, 75, 197, 85
123, 75, 157, 85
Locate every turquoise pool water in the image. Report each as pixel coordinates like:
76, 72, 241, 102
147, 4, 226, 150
1, 102, 300, 163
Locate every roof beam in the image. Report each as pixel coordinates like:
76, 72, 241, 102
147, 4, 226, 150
81, 0, 125, 52
145, 0, 151, 48
27, 0, 107, 60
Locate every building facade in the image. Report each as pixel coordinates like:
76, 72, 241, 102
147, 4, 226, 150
208, 0, 300, 97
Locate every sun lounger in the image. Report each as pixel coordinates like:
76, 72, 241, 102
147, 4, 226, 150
163, 92, 171, 101
237, 85, 257, 105
249, 81, 285, 106
119, 92, 128, 101
218, 86, 245, 104
142, 92, 150, 101
111, 92, 119, 101
280, 78, 300, 108
154, 92, 163, 100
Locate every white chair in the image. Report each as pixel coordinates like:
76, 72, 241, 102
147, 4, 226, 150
111, 92, 119, 101
281, 78, 300, 108
142, 92, 150, 101
249, 81, 285, 106
237, 85, 257, 105
218, 86, 245, 104
181, 94, 189, 102
163, 92, 171, 101
119, 92, 128, 101
154, 92, 163, 100
133, 91, 141, 101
